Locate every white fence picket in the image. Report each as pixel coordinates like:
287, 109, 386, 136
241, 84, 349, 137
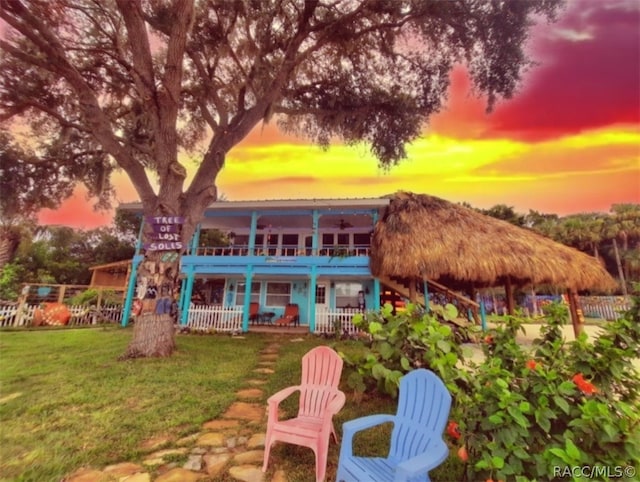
0, 303, 123, 327
579, 296, 631, 321
314, 307, 364, 336
186, 304, 243, 332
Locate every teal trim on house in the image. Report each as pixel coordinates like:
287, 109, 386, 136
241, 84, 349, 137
309, 266, 318, 332
180, 265, 195, 325
423, 281, 430, 311
242, 265, 254, 332
121, 255, 142, 326
122, 198, 391, 332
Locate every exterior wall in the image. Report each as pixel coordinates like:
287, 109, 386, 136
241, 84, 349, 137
122, 198, 388, 329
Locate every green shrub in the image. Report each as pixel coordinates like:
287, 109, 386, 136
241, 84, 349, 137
68, 288, 122, 306
343, 298, 640, 482
340, 303, 472, 398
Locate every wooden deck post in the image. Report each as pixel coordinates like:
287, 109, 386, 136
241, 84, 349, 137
505, 277, 515, 315
567, 289, 583, 337
408, 279, 417, 304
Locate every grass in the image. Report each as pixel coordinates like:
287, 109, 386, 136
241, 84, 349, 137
0, 328, 463, 482
0, 327, 266, 482
259, 337, 464, 482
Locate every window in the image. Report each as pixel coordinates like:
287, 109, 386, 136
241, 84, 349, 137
322, 233, 334, 247
315, 285, 326, 304
235, 281, 261, 306
281, 234, 299, 255
335, 282, 363, 309
337, 233, 349, 245
252, 234, 264, 254
266, 282, 291, 307
234, 234, 249, 246
353, 232, 370, 246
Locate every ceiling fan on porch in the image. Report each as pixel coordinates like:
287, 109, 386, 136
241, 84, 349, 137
335, 219, 354, 230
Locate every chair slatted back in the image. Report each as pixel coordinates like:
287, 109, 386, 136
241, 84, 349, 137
389, 369, 452, 461
299, 346, 343, 418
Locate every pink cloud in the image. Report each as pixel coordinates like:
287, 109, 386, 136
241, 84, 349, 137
484, 0, 640, 141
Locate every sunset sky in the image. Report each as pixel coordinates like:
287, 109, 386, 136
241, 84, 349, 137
36, 0, 640, 229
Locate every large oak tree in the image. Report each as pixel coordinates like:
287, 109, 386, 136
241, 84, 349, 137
0, 0, 562, 357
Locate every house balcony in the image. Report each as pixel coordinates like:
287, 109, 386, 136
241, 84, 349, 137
180, 243, 372, 277
193, 244, 371, 257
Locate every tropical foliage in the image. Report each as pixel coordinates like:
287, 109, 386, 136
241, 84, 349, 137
480, 203, 640, 291
0, 224, 135, 300
342, 297, 640, 481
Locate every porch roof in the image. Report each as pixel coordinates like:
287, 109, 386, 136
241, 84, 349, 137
119, 197, 390, 213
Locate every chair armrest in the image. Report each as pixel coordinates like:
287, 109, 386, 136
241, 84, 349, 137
394, 439, 449, 481
267, 385, 301, 422
267, 385, 301, 406
340, 414, 396, 459
326, 390, 346, 415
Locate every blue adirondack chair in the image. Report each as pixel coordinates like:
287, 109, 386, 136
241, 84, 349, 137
336, 369, 452, 482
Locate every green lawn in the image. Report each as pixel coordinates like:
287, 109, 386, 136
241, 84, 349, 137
0, 328, 462, 482
0, 327, 266, 481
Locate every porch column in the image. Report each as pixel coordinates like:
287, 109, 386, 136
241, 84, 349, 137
373, 278, 381, 311
249, 211, 258, 254
242, 265, 254, 333
423, 280, 430, 312
189, 223, 201, 255
121, 256, 141, 327
309, 265, 318, 333
121, 218, 145, 326
178, 277, 187, 316
180, 265, 196, 326
371, 209, 380, 311
312, 209, 319, 255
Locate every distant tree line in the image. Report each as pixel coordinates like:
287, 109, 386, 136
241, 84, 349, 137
472, 203, 640, 295
0, 211, 137, 300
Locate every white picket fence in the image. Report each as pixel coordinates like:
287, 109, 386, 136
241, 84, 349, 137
579, 296, 631, 321
314, 307, 364, 336
186, 304, 243, 332
0, 303, 124, 327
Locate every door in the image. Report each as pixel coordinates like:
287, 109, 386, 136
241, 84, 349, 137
315, 284, 328, 311
314, 283, 329, 330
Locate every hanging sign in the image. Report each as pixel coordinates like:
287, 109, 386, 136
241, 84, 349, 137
144, 241, 184, 251
145, 216, 185, 224
144, 215, 184, 251
151, 224, 180, 234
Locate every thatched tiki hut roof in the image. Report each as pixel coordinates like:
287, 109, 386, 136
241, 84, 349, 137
370, 192, 616, 293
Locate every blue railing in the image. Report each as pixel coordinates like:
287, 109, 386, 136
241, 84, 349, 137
195, 244, 370, 257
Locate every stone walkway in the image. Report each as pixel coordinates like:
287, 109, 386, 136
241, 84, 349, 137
65, 342, 287, 482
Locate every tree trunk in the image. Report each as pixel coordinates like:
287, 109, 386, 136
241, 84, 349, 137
120, 313, 176, 358
121, 245, 182, 359
612, 238, 627, 296
0, 229, 20, 271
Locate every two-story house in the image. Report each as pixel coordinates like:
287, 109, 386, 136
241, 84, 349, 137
120, 198, 391, 333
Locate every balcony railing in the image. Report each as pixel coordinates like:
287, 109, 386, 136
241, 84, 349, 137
195, 244, 371, 257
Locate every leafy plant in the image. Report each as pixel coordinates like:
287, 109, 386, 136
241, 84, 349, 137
341, 303, 472, 398
343, 296, 640, 481
68, 288, 122, 306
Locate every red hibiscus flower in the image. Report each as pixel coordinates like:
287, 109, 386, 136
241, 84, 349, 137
526, 359, 538, 370
446, 421, 461, 440
572, 373, 598, 395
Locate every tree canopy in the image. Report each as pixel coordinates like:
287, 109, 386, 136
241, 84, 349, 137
1, 0, 562, 240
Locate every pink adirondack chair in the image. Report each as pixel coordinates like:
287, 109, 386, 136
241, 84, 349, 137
262, 346, 346, 482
